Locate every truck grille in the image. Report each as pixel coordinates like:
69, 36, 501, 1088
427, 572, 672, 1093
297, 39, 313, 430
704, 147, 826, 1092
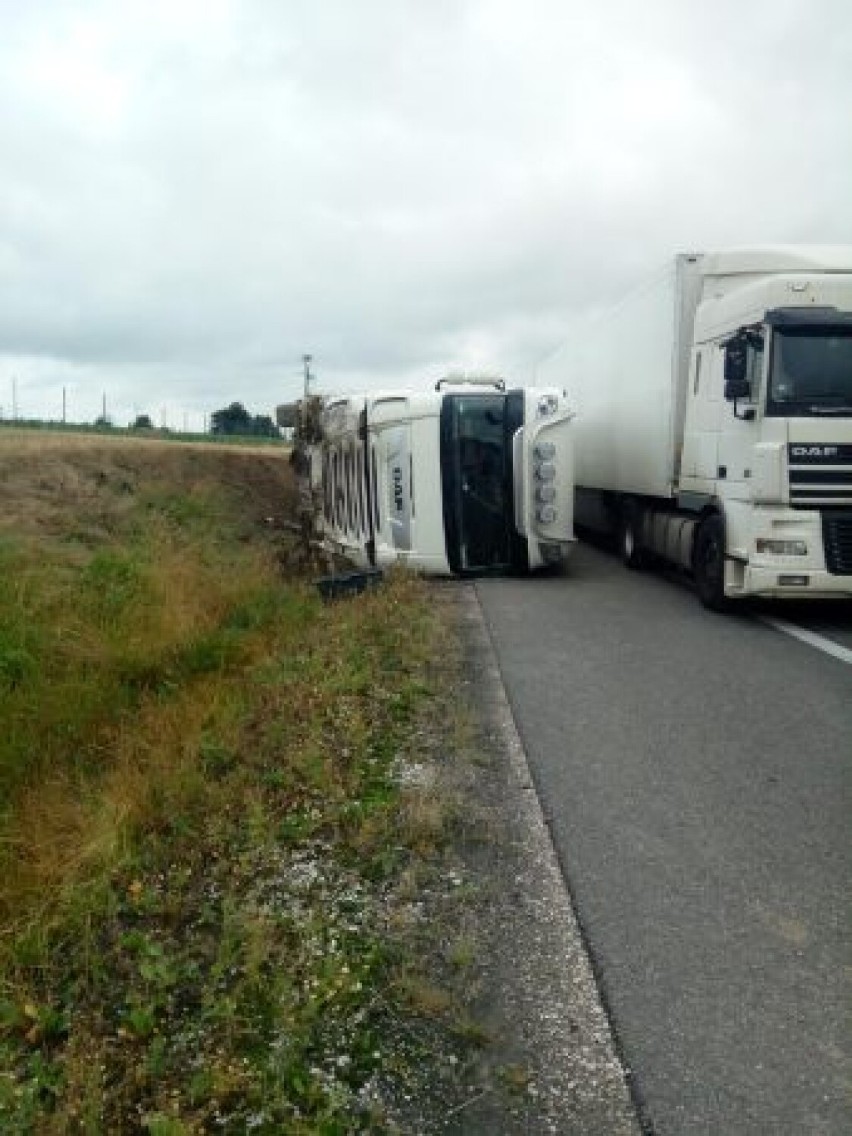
788, 444, 852, 508
822, 512, 852, 575
789, 468, 852, 506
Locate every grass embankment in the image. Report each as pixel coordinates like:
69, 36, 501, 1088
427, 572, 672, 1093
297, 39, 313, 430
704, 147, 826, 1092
0, 437, 452, 1132
0, 422, 285, 449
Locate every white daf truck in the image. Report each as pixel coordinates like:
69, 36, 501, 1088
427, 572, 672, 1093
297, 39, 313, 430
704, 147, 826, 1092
293, 377, 575, 576
538, 246, 852, 608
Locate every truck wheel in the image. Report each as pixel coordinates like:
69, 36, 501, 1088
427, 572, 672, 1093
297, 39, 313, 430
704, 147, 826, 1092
694, 515, 729, 611
619, 503, 646, 570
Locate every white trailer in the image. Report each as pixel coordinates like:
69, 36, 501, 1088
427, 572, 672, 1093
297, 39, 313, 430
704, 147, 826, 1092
302, 377, 574, 576
539, 247, 852, 607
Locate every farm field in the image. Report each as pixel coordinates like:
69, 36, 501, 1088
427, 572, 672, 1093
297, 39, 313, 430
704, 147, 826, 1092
0, 430, 467, 1132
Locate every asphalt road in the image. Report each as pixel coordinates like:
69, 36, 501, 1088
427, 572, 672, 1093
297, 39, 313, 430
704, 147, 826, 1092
476, 544, 851, 1136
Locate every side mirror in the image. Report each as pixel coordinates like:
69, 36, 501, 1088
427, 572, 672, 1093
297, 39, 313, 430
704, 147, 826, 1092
276, 402, 300, 428
723, 338, 751, 402
724, 377, 751, 401
724, 339, 747, 385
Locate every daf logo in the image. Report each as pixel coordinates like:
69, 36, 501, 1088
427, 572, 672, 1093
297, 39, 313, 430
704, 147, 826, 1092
392, 464, 404, 512
791, 445, 838, 458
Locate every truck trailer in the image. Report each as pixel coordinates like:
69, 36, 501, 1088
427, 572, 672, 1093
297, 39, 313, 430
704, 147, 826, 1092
538, 246, 852, 608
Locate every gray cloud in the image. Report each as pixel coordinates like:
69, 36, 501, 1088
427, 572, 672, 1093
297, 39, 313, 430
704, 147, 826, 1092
1, 0, 850, 424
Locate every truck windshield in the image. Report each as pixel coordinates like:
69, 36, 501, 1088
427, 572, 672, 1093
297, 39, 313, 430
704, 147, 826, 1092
767, 327, 852, 416
440, 394, 513, 573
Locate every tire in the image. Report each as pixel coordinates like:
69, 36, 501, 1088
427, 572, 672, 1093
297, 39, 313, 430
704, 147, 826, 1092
693, 514, 729, 611
619, 502, 646, 570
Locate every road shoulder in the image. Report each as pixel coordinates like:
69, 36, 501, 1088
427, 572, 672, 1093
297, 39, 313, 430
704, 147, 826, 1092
439, 582, 640, 1134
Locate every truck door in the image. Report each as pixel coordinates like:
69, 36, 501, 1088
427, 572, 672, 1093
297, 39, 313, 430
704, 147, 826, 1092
717, 335, 763, 502
682, 345, 720, 485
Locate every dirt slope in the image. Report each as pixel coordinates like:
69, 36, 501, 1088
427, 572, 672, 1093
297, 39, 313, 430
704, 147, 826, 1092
0, 430, 297, 549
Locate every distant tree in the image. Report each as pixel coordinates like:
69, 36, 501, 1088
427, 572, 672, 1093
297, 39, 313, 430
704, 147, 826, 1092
251, 414, 279, 438
210, 402, 280, 438
94, 415, 112, 428
132, 414, 154, 429
211, 402, 253, 436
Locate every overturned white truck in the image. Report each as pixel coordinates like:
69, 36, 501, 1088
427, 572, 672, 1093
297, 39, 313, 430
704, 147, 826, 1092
280, 376, 575, 576
539, 247, 852, 608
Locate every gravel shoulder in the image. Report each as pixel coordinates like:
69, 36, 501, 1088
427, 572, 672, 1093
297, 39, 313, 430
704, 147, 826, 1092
429, 583, 641, 1134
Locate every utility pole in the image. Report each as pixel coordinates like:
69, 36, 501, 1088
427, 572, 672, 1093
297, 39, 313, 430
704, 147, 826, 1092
102, 391, 107, 423
12, 375, 18, 421
303, 353, 312, 400
62, 387, 67, 424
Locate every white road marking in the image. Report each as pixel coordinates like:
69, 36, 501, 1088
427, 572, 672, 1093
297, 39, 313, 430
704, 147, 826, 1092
760, 617, 852, 665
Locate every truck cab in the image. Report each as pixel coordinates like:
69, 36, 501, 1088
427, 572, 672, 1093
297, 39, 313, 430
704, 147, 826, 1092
312, 378, 575, 577
680, 251, 852, 600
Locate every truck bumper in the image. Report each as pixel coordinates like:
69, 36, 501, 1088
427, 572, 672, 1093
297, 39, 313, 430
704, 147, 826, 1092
728, 561, 852, 599
725, 507, 852, 599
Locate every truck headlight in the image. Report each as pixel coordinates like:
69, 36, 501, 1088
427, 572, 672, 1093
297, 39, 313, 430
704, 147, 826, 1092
535, 461, 556, 482
534, 441, 556, 461
535, 485, 556, 504
537, 394, 559, 417
536, 505, 557, 525
755, 539, 807, 556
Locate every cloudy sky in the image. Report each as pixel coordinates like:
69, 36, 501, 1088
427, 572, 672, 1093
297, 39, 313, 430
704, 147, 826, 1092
1, 0, 850, 427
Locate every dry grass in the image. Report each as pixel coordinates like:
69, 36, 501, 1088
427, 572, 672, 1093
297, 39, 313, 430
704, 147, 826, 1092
0, 427, 286, 455
0, 430, 295, 547
2, 671, 220, 926
399, 787, 448, 855
0, 432, 469, 1131
0, 437, 296, 944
